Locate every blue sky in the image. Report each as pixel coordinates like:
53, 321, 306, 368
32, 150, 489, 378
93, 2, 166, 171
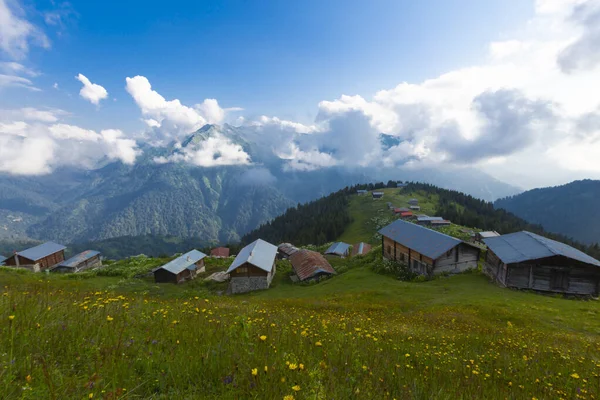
4, 0, 533, 129
1, 0, 600, 189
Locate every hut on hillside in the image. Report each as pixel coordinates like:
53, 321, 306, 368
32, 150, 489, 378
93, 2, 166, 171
153, 250, 207, 284
278, 243, 299, 259
393, 207, 410, 214
430, 219, 452, 227
51, 250, 102, 273
226, 239, 278, 294
352, 242, 372, 256
324, 242, 351, 258
408, 198, 419, 206
372, 191, 384, 199
400, 211, 414, 219
409, 205, 421, 211
379, 220, 480, 276
356, 189, 368, 195
289, 250, 336, 282
476, 231, 500, 242
4, 242, 66, 272
210, 247, 230, 258
483, 232, 600, 296
416, 216, 445, 225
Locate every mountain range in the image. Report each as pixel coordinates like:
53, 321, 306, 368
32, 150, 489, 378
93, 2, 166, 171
0, 124, 521, 246
495, 180, 600, 245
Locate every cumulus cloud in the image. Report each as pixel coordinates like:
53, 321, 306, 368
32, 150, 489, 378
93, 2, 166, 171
0, 0, 50, 59
557, 0, 600, 73
126, 76, 242, 141
0, 116, 141, 175
76, 73, 108, 105
153, 134, 250, 167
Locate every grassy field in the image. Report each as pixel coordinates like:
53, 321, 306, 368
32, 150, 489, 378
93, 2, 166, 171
338, 188, 478, 245
2, 249, 600, 399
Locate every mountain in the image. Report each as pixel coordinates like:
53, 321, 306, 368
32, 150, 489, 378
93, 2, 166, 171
0, 124, 521, 246
495, 180, 600, 245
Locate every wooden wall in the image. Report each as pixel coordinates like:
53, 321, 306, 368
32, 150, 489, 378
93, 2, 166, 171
483, 249, 507, 286
504, 256, 600, 295
229, 262, 269, 277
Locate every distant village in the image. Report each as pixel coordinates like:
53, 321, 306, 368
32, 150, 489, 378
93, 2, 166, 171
2, 187, 599, 297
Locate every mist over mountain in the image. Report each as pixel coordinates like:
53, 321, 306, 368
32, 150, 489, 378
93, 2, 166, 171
0, 124, 520, 245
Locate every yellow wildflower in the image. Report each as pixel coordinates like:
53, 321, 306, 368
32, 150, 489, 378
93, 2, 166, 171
26, 375, 32, 382
571, 373, 580, 379
315, 341, 322, 346
264, 366, 268, 373
106, 315, 113, 322
283, 396, 295, 400
260, 335, 267, 341
299, 363, 304, 370
8, 315, 15, 320
288, 363, 298, 370
292, 385, 301, 392
251, 368, 258, 376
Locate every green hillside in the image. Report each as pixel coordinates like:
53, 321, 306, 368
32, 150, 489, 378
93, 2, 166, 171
2, 252, 600, 399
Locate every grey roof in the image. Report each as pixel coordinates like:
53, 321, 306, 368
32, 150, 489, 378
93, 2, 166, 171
0, 255, 6, 264
59, 250, 100, 268
483, 231, 600, 267
378, 219, 461, 260
324, 242, 351, 256
226, 239, 277, 273
417, 216, 444, 222
18, 242, 66, 261
158, 250, 207, 275
479, 231, 500, 238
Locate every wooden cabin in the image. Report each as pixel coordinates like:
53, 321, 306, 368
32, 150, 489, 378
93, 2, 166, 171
289, 250, 336, 282
379, 220, 480, 276
277, 243, 299, 259
324, 242, 351, 258
51, 250, 102, 273
4, 242, 66, 272
372, 191, 384, 199
226, 239, 277, 294
153, 250, 207, 284
210, 247, 230, 258
352, 242, 372, 256
483, 231, 600, 296
408, 198, 419, 206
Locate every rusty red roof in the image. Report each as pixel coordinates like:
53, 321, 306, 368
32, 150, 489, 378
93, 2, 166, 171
352, 242, 372, 256
400, 211, 413, 217
289, 250, 336, 281
210, 247, 230, 257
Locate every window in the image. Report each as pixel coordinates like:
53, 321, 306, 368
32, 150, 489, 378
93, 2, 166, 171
400, 253, 405, 262
550, 269, 569, 291
236, 267, 248, 274
386, 245, 392, 255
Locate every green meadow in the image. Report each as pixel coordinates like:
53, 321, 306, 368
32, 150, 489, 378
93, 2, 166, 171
1, 249, 599, 399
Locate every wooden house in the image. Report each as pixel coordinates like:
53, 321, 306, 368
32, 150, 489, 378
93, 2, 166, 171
400, 211, 414, 219
356, 189, 368, 195
278, 243, 299, 259
4, 242, 66, 272
408, 198, 419, 206
409, 205, 420, 211
416, 216, 445, 225
379, 220, 480, 276
153, 250, 207, 284
430, 219, 452, 227
483, 231, 600, 296
352, 242, 372, 256
210, 247, 230, 258
393, 207, 410, 214
226, 239, 277, 294
372, 191, 384, 199
324, 242, 351, 258
289, 250, 336, 282
51, 250, 102, 273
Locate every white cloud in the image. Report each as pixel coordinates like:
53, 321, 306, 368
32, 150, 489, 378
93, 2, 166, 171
126, 75, 243, 140
154, 133, 251, 167
0, 0, 50, 59
0, 107, 66, 122
0, 73, 39, 90
76, 73, 108, 105
0, 61, 38, 76
0, 117, 141, 175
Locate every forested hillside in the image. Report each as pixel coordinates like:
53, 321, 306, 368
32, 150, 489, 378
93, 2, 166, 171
495, 180, 600, 245
242, 181, 600, 260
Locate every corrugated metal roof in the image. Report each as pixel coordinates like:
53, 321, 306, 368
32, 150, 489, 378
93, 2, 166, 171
59, 250, 100, 268
417, 216, 444, 222
379, 219, 461, 260
17, 242, 66, 261
278, 243, 299, 257
479, 231, 500, 238
483, 231, 600, 267
324, 242, 351, 256
400, 212, 413, 217
352, 242, 372, 256
394, 207, 410, 213
289, 250, 336, 281
226, 239, 277, 273
158, 249, 207, 275
210, 247, 230, 257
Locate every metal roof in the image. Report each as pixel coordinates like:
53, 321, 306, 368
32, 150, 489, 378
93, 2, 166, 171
352, 242, 372, 256
289, 250, 336, 281
226, 239, 277, 273
278, 243, 299, 257
17, 242, 66, 261
59, 250, 100, 268
158, 249, 207, 275
483, 231, 600, 267
379, 219, 461, 260
417, 216, 444, 222
0, 255, 6, 264
210, 247, 230, 257
324, 242, 351, 256
479, 231, 500, 238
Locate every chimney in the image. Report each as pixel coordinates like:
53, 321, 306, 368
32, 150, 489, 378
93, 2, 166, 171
13, 251, 19, 267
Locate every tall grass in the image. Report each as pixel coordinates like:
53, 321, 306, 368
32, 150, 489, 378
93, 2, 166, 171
1, 268, 599, 399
